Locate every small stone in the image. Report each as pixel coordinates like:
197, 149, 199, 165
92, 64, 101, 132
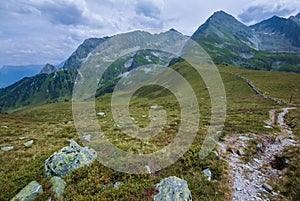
113, 182, 123, 189
82, 135, 91, 142
262, 183, 273, 193
263, 125, 273, 129
150, 105, 163, 110
23, 140, 34, 148
1, 125, 9, 129
10, 181, 43, 201
236, 187, 242, 191
101, 184, 110, 190
49, 176, 66, 199
145, 165, 151, 174
141, 115, 147, 118
66, 121, 72, 125
19, 136, 29, 140
97, 112, 106, 117
203, 168, 212, 181
212, 151, 219, 157
238, 136, 253, 140
237, 149, 245, 156
1, 146, 14, 151
257, 143, 263, 152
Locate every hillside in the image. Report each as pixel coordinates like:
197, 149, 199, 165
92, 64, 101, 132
0, 68, 77, 113
1, 65, 299, 200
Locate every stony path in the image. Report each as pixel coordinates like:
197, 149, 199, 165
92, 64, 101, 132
218, 108, 298, 201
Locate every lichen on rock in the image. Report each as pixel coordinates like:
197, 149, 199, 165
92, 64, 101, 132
154, 176, 192, 201
44, 139, 97, 177
10, 181, 43, 201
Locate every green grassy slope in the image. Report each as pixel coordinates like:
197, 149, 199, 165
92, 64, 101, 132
0, 64, 299, 200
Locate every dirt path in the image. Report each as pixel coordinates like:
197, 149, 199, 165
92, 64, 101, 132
218, 108, 298, 201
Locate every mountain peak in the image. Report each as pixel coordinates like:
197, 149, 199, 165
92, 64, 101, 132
296, 13, 300, 19
210, 10, 234, 20
39, 64, 56, 74
168, 28, 179, 33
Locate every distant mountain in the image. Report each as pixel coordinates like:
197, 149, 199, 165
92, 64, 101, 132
39, 64, 57, 74
0, 30, 180, 113
1, 11, 300, 113
250, 14, 300, 51
0, 64, 43, 88
192, 11, 300, 71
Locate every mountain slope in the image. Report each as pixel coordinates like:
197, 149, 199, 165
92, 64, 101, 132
250, 14, 300, 51
0, 68, 77, 113
62, 37, 109, 69
39, 64, 57, 74
0, 30, 180, 113
192, 11, 300, 71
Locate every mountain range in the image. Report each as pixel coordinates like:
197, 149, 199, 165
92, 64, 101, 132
0, 10, 299, 113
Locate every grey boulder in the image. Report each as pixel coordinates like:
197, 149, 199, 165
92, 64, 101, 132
10, 181, 43, 201
154, 176, 192, 201
44, 139, 97, 177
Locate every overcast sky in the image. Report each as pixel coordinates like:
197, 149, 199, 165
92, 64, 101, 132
0, 0, 299, 67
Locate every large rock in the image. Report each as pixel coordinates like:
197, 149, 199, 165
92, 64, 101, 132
10, 181, 43, 201
154, 176, 192, 201
44, 140, 97, 177
49, 176, 66, 199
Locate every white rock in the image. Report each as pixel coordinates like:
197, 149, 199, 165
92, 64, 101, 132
203, 168, 212, 181
263, 125, 273, 129
23, 140, 34, 148
97, 112, 106, 117
1, 146, 14, 151
82, 135, 91, 142
150, 105, 163, 110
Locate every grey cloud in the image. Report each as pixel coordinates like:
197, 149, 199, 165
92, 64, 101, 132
34, 2, 85, 26
239, 5, 295, 24
135, 0, 161, 19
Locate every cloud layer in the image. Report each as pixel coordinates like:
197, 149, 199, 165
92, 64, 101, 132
0, 0, 298, 67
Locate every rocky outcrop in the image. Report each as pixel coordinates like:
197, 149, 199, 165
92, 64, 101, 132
154, 176, 192, 201
10, 181, 43, 201
39, 64, 57, 74
44, 139, 97, 177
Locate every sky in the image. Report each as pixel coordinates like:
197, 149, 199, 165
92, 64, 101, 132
0, 0, 299, 67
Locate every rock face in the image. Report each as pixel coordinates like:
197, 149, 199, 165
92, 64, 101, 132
39, 64, 57, 74
49, 176, 66, 199
10, 181, 43, 201
44, 140, 97, 177
154, 176, 192, 201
